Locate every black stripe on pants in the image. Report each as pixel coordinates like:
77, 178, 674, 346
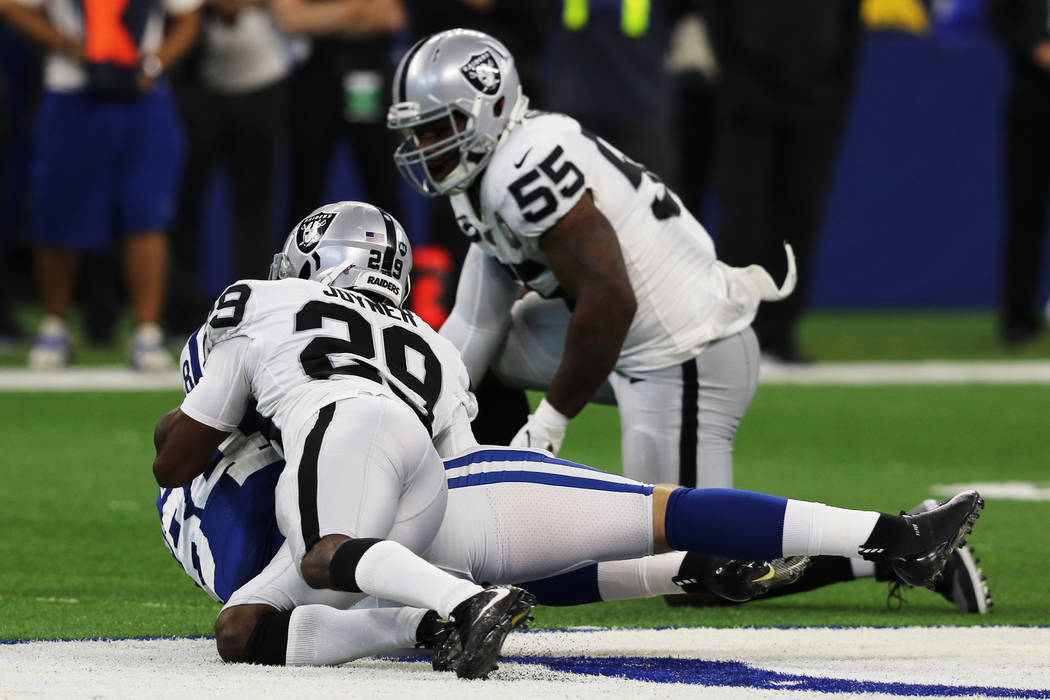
679, 358, 699, 488
299, 402, 337, 551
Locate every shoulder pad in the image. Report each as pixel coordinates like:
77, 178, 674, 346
204, 280, 257, 349
482, 114, 590, 236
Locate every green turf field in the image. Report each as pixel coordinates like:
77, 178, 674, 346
1, 379, 1047, 640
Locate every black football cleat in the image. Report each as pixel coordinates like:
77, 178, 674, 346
440, 585, 536, 679
673, 553, 812, 603
414, 611, 460, 672
888, 490, 984, 590
910, 499, 992, 613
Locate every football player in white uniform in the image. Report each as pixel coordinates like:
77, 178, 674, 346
384, 30, 998, 615
387, 28, 796, 491
152, 201, 537, 679
156, 204, 988, 671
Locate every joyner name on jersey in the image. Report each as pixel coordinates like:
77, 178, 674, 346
323, 285, 418, 326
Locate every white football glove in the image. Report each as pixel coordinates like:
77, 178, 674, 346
510, 398, 569, 455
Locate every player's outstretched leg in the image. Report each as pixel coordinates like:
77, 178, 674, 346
658, 487, 984, 591
437, 584, 536, 679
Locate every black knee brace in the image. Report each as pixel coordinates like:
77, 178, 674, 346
329, 537, 384, 592
242, 609, 294, 666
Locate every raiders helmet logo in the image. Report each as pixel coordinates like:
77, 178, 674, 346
460, 51, 501, 95
295, 212, 336, 253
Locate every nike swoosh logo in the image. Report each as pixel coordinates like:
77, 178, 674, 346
751, 564, 776, 583
628, 376, 645, 384
474, 587, 509, 619
514, 148, 532, 168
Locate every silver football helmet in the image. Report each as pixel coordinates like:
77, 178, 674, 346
269, 201, 413, 307
388, 28, 529, 197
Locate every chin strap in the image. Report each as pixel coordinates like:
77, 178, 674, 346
501, 90, 530, 140
442, 90, 532, 196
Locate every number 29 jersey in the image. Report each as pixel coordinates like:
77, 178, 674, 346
181, 278, 476, 444
450, 111, 779, 373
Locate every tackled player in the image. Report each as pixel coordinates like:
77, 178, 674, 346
155, 203, 987, 676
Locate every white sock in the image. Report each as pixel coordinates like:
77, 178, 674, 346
781, 500, 880, 558
596, 552, 688, 600
850, 558, 877, 579
285, 604, 426, 666
353, 540, 483, 618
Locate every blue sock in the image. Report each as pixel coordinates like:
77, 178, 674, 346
664, 488, 788, 561
517, 564, 601, 606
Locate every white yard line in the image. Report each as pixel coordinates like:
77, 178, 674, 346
759, 360, 1050, 385
2, 627, 1048, 699
5, 361, 1050, 391
0, 367, 183, 391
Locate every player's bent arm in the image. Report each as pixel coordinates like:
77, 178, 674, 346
153, 408, 231, 487
155, 335, 253, 486
540, 191, 636, 418
439, 243, 520, 387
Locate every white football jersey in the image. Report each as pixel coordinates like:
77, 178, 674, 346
450, 111, 776, 372
181, 278, 476, 443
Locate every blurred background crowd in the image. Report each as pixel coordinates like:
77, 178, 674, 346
0, 0, 1047, 370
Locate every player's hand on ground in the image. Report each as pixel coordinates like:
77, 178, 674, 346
510, 399, 569, 456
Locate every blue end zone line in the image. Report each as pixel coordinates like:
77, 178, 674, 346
7, 633, 1050, 696
4, 624, 1047, 645
1, 635, 215, 645
495, 656, 1050, 698
389, 655, 1050, 698
513, 624, 1050, 632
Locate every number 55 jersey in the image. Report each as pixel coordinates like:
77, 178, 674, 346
450, 111, 795, 374
181, 278, 476, 446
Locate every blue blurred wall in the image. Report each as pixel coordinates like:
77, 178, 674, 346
812, 29, 1022, 308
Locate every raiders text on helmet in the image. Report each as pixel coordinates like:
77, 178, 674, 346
387, 29, 529, 197
269, 201, 413, 307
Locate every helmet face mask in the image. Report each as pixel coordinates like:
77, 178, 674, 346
388, 29, 527, 198
270, 202, 413, 308
391, 104, 484, 196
